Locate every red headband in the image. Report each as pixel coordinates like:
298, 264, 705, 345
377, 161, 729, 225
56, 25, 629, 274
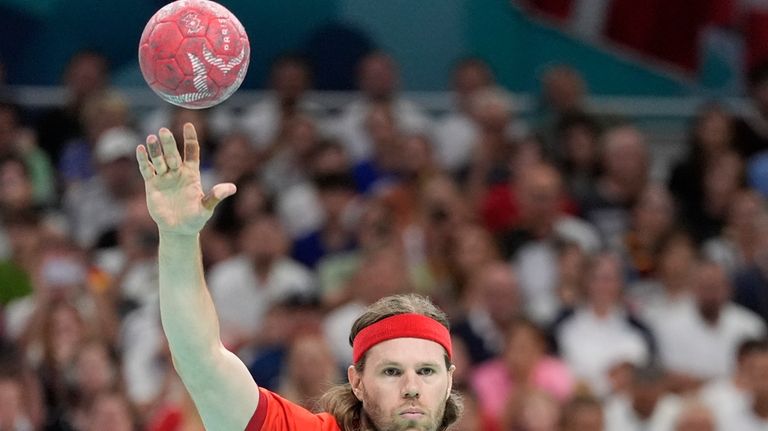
352, 313, 452, 364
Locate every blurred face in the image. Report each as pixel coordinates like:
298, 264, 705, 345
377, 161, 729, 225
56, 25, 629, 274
696, 108, 732, 153
86, 394, 134, 431
658, 236, 695, 280
517, 392, 560, 431
401, 135, 434, 176
50, 304, 84, 362
694, 264, 730, 315
359, 55, 398, 100
272, 61, 309, 101
0, 159, 33, 210
675, 407, 715, 431
349, 338, 453, 431
214, 134, 256, 182
477, 264, 519, 325
356, 249, 408, 303
633, 186, 674, 236
288, 335, 337, 388
66, 54, 107, 99
602, 127, 649, 181
564, 124, 598, 169
240, 218, 288, 262
632, 381, 664, 419
0, 107, 18, 150
473, 99, 509, 134
749, 351, 768, 396
542, 68, 584, 112
100, 158, 141, 196
564, 405, 604, 431
504, 324, 544, 374
728, 192, 764, 232
517, 166, 562, 227
76, 343, 115, 394
451, 226, 496, 276
453, 63, 492, 100
586, 255, 623, 308
0, 379, 23, 429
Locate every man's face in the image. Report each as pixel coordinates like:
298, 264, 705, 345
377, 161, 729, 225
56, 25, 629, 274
349, 338, 453, 431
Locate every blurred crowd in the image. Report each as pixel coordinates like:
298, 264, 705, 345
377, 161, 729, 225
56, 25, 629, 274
4, 48, 768, 431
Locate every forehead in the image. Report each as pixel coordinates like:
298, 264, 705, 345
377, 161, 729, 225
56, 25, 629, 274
365, 338, 447, 367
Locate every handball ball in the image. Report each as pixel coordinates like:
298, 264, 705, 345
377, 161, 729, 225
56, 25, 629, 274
138, 0, 250, 109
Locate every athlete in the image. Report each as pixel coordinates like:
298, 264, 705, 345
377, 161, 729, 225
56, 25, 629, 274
136, 123, 462, 431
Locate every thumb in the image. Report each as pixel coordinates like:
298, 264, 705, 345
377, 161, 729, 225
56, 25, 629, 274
202, 183, 237, 210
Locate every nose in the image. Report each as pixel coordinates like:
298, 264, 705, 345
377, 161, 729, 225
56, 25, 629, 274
401, 369, 420, 399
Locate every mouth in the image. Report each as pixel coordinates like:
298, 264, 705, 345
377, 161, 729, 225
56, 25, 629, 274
399, 408, 425, 420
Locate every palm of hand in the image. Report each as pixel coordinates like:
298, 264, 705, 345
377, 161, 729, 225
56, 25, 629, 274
137, 124, 235, 235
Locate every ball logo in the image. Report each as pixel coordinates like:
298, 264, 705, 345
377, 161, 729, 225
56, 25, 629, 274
180, 12, 203, 34
139, 0, 250, 109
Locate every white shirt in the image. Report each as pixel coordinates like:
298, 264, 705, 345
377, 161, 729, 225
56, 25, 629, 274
433, 111, 477, 171
556, 307, 650, 396
605, 393, 682, 431
64, 177, 126, 248
120, 302, 167, 405
332, 97, 432, 161
208, 255, 316, 346
721, 405, 768, 431
275, 182, 323, 240
654, 301, 765, 379
699, 377, 749, 431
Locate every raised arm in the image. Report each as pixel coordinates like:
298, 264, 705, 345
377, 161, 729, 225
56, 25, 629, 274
136, 123, 259, 431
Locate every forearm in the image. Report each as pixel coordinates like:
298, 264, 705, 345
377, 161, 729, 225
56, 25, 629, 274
158, 232, 222, 371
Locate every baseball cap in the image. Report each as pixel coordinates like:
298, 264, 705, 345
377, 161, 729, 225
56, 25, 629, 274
95, 127, 140, 164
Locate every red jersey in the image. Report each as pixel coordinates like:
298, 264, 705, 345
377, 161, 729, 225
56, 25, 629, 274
245, 388, 341, 431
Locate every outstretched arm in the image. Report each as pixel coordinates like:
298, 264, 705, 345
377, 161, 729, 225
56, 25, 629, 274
136, 124, 259, 431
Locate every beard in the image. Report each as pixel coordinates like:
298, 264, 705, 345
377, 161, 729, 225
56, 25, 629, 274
361, 392, 446, 431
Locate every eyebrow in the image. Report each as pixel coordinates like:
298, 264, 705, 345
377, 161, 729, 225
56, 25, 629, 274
376, 361, 441, 369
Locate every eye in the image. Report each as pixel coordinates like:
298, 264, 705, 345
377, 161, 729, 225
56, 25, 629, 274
383, 368, 402, 377
418, 367, 436, 376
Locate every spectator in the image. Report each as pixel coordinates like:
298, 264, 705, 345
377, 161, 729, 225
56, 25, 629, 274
207, 215, 316, 353
669, 103, 738, 224
654, 261, 765, 389
534, 65, 588, 153
240, 54, 324, 151
553, 252, 655, 397
80, 390, 137, 431
581, 124, 651, 249
496, 163, 599, 323
57, 90, 131, 186
333, 51, 432, 161
673, 400, 716, 431
604, 365, 682, 431
63, 126, 144, 248
291, 172, 358, 269
0, 103, 55, 206
502, 388, 562, 431
0, 372, 34, 431
433, 57, 496, 173
556, 111, 602, 204
471, 317, 573, 427
620, 183, 677, 281
699, 338, 765, 430
722, 340, 768, 430
561, 395, 605, 431
703, 189, 767, 275
734, 213, 768, 326
734, 62, 768, 158
685, 150, 745, 243
36, 50, 109, 165
278, 332, 340, 410
627, 231, 697, 324
451, 260, 521, 365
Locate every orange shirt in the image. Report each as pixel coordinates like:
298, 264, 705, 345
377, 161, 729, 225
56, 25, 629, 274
245, 388, 341, 431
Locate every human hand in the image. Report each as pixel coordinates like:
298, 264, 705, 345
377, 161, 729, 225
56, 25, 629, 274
136, 123, 236, 235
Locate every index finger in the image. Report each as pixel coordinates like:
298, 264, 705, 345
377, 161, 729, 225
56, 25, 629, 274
183, 122, 200, 166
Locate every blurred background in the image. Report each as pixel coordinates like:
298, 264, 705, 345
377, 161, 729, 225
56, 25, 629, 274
3, 0, 768, 430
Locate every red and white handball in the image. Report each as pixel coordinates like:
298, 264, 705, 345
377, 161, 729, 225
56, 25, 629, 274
138, 0, 250, 109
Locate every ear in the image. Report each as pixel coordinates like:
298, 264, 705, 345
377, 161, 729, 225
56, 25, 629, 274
446, 364, 456, 401
348, 365, 363, 401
